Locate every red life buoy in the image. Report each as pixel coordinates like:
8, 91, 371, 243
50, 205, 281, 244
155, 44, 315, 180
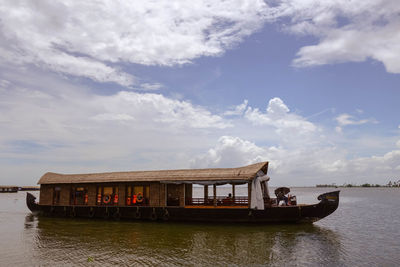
136, 192, 143, 203
103, 195, 111, 204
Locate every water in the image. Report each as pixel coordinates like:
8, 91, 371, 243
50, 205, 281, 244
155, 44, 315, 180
1, 188, 400, 266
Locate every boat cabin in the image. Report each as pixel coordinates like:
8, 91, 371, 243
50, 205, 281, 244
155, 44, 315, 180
37, 162, 271, 209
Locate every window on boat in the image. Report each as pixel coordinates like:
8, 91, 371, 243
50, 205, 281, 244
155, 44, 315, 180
125, 184, 149, 206
53, 186, 61, 205
167, 184, 181, 206
96, 185, 119, 205
70, 186, 88, 205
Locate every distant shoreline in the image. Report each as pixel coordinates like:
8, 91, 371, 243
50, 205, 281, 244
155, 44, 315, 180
316, 183, 400, 188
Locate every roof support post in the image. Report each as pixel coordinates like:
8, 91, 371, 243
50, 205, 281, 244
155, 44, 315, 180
213, 184, 217, 207
232, 184, 235, 199
248, 182, 251, 208
204, 185, 208, 204
181, 184, 185, 207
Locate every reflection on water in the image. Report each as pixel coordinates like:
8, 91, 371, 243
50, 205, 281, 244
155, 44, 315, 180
27, 216, 342, 266
2, 189, 400, 266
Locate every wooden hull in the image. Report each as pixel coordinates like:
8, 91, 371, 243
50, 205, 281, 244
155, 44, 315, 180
26, 191, 339, 223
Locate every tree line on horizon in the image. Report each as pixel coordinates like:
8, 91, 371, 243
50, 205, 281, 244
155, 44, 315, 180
316, 180, 400, 188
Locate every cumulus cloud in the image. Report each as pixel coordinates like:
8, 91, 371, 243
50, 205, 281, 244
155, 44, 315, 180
0, 0, 268, 86
0, 66, 233, 177
1, 66, 398, 185
192, 135, 400, 185
244, 97, 317, 135
266, 0, 400, 73
0, 84, 230, 145
224, 100, 248, 116
191, 136, 267, 168
91, 91, 231, 129
192, 135, 340, 175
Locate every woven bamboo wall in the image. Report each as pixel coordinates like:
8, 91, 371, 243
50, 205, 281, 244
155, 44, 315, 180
87, 184, 97, 206
179, 184, 185, 207
39, 185, 52, 205
118, 184, 125, 206
149, 182, 160, 206
160, 183, 166, 206
59, 184, 70, 205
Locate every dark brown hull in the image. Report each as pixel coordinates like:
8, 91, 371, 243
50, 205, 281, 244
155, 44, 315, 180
26, 191, 339, 223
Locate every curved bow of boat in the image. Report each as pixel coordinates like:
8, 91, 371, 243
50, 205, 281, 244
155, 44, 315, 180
26, 192, 40, 213
297, 190, 340, 223
317, 190, 340, 219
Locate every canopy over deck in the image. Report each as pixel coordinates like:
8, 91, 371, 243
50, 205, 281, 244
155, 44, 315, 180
38, 162, 269, 185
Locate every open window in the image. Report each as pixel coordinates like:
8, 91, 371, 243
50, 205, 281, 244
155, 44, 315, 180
70, 186, 88, 205
96, 185, 119, 205
125, 184, 149, 206
167, 184, 181, 206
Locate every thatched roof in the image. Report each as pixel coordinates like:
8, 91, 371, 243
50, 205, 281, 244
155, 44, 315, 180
38, 162, 269, 185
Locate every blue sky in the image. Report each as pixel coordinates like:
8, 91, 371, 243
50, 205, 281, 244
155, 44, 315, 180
0, 1, 399, 186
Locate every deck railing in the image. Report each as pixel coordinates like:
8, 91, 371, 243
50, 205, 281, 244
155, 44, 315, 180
185, 196, 248, 206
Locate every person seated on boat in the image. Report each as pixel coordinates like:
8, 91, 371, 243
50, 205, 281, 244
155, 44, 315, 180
276, 191, 289, 206
283, 195, 288, 205
223, 193, 233, 205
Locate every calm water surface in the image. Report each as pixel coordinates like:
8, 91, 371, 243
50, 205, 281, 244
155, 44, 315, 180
1, 188, 399, 266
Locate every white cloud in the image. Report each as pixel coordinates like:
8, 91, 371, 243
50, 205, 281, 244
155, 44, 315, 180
191, 136, 267, 168
0, 67, 233, 184
91, 113, 135, 122
192, 135, 400, 186
266, 0, 400, 73
335, 113, 378, 133
1, 0, 398, 90
244, 97, 317, 135
0, 0, 268, 86
1, 68, 398, 186
0, 87, 230, 146
0, 79, 11, 88
91, 91, 231, 129
139, 83, 163, 91
224, 100, 248, 116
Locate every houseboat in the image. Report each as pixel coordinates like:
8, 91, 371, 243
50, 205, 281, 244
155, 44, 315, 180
26, 162, 340, 223
0, 186, 18, 193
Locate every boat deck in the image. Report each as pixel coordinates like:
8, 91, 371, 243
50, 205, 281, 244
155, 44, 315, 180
185, 205, 248, 209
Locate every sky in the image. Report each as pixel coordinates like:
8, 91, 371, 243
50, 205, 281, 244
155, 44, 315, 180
0, 0, 399, 186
